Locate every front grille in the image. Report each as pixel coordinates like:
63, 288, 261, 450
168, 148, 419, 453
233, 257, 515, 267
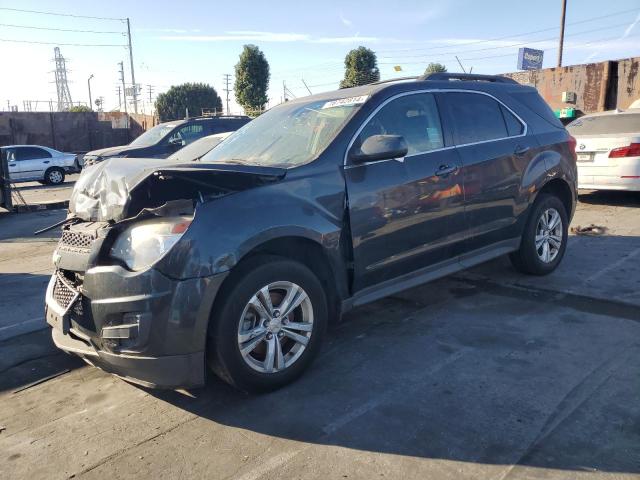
53, 272, 79, 310
58, 230, 94, 255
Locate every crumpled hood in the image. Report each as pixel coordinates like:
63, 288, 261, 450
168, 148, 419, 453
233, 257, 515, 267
69, 157, 286, 222
86, 145, 145, 158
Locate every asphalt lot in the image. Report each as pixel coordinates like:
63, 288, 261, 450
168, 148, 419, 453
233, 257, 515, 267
0, 174, 79, 213
0, 190, 639, 479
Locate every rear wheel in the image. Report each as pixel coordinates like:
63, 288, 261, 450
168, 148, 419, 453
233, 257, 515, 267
208, 255, 328, 392
45, 167, 65, 185
510, 193, 568, 275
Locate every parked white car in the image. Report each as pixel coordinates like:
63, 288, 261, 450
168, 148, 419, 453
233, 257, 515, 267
1, 145, 78, 185
567, 109, 640, 191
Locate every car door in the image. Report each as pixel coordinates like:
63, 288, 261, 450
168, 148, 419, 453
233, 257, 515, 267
437, 91, 535, 259
16, 146, 53, 180
344, 92, 465, 291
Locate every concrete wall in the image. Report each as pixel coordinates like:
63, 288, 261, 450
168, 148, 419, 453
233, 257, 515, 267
0, 112, 157, 152
504, 56, 640, 116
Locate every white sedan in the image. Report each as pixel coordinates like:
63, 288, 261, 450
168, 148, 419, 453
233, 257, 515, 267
567, 109, 640, 191
2, 145, 78, 185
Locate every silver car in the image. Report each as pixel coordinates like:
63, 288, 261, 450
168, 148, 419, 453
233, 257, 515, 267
567, 109, 640, 191
2, 145, 77, 185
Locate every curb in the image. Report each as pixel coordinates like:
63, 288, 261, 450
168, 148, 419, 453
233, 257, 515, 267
13, 201, 69, 213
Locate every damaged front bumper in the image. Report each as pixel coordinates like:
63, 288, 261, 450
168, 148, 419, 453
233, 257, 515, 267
45, 264, 227, 389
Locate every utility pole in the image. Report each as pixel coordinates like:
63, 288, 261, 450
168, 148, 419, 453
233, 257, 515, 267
87, 74, 94, 110
118, 62, 128, 125
147, 84, 154, 104
222, 74, 232, 115
126, 18, 138, 114
116, 86, 122, 110
283, 80, 287, 102
557, 0, 567, 67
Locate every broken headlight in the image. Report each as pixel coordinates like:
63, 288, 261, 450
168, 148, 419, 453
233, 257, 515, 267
110, 217, 192, 271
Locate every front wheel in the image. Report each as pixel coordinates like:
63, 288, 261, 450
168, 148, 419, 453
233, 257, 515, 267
208, 256, 328, 392
510, 193, 568, 275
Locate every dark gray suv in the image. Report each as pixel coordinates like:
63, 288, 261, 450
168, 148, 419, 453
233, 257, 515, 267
46, 73, 577, 392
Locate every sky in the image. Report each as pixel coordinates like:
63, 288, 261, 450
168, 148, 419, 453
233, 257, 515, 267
1, 0, 639, 115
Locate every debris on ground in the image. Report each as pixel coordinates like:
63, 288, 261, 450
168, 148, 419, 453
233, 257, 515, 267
571, 224, 609, 236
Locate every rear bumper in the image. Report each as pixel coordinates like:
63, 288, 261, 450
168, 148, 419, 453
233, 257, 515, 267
578, 175, 640, 191
46, 265, 228, 389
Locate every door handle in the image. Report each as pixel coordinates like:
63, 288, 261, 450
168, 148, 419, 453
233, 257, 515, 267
43, 160, 50, 164
514, 145, 530, 156
435, 165, 458, 177
9, 163, 16, 167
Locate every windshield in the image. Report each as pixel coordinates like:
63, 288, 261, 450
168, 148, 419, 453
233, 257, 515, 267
130, 123, 177, 147
567, 112, 640, 135
201, 97, 366, 168
167, 133, 231, 162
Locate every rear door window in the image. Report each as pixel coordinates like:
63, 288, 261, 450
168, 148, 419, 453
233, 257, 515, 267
440, 92, 509, 145
16, 147, 51, 160
355, 93, 444, 156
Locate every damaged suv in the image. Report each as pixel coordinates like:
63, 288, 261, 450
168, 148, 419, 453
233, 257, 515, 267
46, 73, 577, 392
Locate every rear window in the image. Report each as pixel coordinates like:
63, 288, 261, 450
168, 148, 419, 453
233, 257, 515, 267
567, 113, 640, 135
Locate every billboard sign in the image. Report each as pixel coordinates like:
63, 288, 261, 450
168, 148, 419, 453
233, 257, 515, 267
518, 48, 544, 70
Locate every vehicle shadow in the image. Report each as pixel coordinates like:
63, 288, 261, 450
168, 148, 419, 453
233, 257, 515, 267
14, 179, 76, 192
145, 238, 640, 476
578, 189, 640, 207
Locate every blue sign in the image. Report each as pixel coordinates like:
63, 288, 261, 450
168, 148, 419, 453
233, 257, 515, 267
518, 48, 544, 70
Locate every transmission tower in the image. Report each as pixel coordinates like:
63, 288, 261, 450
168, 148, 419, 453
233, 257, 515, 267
53, 47, 73, 111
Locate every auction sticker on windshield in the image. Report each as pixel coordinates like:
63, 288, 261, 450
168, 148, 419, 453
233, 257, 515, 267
322, 95, 369, 109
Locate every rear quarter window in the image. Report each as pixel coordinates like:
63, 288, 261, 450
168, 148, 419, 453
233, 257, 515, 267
509, 90, 564, 129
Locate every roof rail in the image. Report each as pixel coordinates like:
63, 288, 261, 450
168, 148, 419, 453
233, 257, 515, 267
370, 76, 419, 85
418, 72, 518, 84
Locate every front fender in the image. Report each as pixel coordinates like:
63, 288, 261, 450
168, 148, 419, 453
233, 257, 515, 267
156, 173, 347, 280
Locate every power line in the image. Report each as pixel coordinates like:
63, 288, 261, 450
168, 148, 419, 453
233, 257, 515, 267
0, 22, 123, 34
0, 7, 123, 21
0, 38, 125, 47
379, 21, 632, 61
378, 21, 635, 65
375, 7, 640, 53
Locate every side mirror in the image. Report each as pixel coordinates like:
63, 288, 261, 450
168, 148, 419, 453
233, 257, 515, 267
168, 137, 184, 147
349, 135, 408, 164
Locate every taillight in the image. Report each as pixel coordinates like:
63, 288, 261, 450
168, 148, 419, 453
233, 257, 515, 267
609, 143, 640, 158
567, 135, 577, 160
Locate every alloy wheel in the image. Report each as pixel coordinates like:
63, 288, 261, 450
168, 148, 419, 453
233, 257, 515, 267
237, 281, 314, 373
535, 208, 563, 263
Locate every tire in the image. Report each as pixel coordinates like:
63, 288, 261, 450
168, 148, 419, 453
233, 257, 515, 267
208, 255, 328, 392
45, 167, 65, 185
510, 193, 568, 275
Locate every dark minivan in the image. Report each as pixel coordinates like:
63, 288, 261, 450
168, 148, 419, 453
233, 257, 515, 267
47, 73, 577, 392
82, 115, 250, 166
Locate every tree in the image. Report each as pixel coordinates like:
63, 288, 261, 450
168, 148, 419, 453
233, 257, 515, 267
424, 63, 447, 75
234, 45, 270, 114
68, 105, 92, 112
155, 83, 222, 121
340, 46, 380, 89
